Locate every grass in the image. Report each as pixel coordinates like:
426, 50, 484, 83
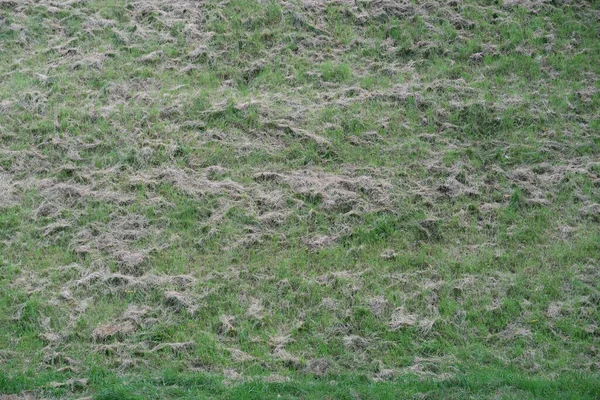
1, 0, 599, 398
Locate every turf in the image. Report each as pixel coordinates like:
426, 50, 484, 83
0, 0, 599, 398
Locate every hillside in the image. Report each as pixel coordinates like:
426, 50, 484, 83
1, 0, 600, 398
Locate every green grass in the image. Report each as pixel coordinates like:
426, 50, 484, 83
1, 0, 599, 398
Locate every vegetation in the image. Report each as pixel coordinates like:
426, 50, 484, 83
1, 0, 599, 398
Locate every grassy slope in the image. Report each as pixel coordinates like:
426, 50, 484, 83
1, 0, 599, 398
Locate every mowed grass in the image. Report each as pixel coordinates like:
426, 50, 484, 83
1, 0, 600, 398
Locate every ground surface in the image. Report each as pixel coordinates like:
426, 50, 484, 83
1, 0, 599, 398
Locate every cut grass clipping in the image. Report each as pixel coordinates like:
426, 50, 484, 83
1, 0, 599, 398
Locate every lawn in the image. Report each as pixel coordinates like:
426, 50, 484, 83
0, 0, 599, 398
